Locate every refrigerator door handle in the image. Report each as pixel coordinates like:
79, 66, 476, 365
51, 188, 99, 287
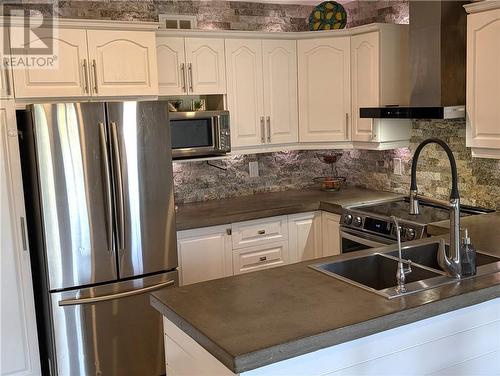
58, 279, 175, 306
110, 121, 125, 251
98, 122, 113, 252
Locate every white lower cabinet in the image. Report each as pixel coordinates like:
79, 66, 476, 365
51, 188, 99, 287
177, 211, 342, 285
321, 212, 341, 257
288, 211, 323, 263
0, 101, 41, 376
177, 225, 233, 286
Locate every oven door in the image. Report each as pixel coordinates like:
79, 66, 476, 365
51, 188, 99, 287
170, 116, 219, 159
341, 228, 394, 253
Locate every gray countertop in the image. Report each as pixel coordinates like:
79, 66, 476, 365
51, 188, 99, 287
151, 239, 500, 373
428, 212, 500, 254
175, 187, 403, 230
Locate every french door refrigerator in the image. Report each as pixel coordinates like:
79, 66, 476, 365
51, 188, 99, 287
18, 101, 177, 376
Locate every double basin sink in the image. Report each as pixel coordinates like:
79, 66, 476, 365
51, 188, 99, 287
310, 238, 500, 299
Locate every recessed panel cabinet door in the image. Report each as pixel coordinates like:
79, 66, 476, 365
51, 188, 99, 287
225, 39, 264, 148
185, 38, 226, 94
0, 27, 13, 99
156, 37, 186, 95
298, 37, 351, 142
87, 30, 158, 97
10, 28, 89, 98
351, 32, 380, 142
466, 9, 500, 156
1, 102, 41, 376
262, 39, 298, 144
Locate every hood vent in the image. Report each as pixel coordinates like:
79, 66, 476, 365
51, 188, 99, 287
361, 1, 467, 120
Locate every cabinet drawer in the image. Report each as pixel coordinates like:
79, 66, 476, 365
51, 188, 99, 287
231, 216, 288, 249
234, 242, 289, 275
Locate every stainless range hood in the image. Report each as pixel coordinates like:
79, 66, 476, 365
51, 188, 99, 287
360, 1, 467, 120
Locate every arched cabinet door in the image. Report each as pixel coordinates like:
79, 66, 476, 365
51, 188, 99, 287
185, 38, 226, 95
351, 31, 379, 142
156, 37, 186, 96
225, 39, 264, 148
87, 30, 158, 97
10, 28, 89, 98
298, 37, 351, 142
262, 39, 298, 145
466, 7, 500, 158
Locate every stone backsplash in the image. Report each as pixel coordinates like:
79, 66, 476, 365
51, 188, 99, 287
174, 119, 500, 211
3, 1, 408, 32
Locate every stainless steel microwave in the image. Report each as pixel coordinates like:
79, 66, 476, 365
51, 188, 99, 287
169, 110, 231, 159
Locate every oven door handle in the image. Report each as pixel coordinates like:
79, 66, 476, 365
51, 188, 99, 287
341, 229, 392, 248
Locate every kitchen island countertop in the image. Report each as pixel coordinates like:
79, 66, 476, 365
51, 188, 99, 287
151, 238, 500, 373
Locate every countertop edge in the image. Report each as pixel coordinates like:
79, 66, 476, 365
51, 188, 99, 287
152, 284, 500, 374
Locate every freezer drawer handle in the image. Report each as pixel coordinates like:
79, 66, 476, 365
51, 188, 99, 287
58, 279, 175, 306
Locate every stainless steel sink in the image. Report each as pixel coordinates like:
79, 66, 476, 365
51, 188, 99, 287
310, 238, 500, 299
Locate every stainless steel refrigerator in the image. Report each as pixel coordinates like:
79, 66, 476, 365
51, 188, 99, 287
18, 101, 177, 376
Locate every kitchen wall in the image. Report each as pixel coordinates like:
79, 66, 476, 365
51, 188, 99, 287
2, 1, 408, 31
9, 0, 499, 210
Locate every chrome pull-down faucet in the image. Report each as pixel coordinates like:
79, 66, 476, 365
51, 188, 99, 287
391, 216, 412, 294
409, 138, 463, 278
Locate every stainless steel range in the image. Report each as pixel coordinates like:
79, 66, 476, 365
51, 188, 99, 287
340, 198, 492, 253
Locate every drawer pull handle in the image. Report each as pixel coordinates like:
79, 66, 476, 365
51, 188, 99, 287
259, 256, 267, 262
257, 230, 266, 235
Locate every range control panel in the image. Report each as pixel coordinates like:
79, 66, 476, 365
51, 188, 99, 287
341, 211, 424, 242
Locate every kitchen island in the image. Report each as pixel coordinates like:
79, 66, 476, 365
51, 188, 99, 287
151, 236, 500, 375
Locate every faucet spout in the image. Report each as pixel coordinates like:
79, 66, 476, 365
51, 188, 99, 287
409, 138, 462, 278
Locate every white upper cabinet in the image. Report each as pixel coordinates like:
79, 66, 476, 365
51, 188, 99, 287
225, 39, 265, 148
465, 4, 500, 158
350, 26, 410, 144
11, 28, 89, 99
262, 40, 299, 144
0, 27, 13, 99
298, 37, 351, 142
87, 30, 158, 97
351, 32, 379, 142
157, 36, 226, 96
185, 38, 226, 94
156, 37, 186, 95
10, 22, 159, 99
1, 101, 41, 376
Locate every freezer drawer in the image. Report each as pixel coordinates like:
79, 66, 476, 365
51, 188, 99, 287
49, 271, 178, 376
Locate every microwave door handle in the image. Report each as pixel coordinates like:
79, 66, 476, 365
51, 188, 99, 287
213, 116, 221, 150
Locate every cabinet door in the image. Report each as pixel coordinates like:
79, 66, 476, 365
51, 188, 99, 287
298, 37, 351, 142
351, 32, 380, 142
466, 9, 500, 156
288, 211, 323, 263
1, 102, 41, 376
185, 38, 226, 95
10, 28, 89, 98
177, 226, 233, 286
87, 30, 158, 97
322, 212, 341, 257
225, 39, 265, 148
0, 27, 13, 99
156, 37, 186, 96
262, 40, 298, 144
